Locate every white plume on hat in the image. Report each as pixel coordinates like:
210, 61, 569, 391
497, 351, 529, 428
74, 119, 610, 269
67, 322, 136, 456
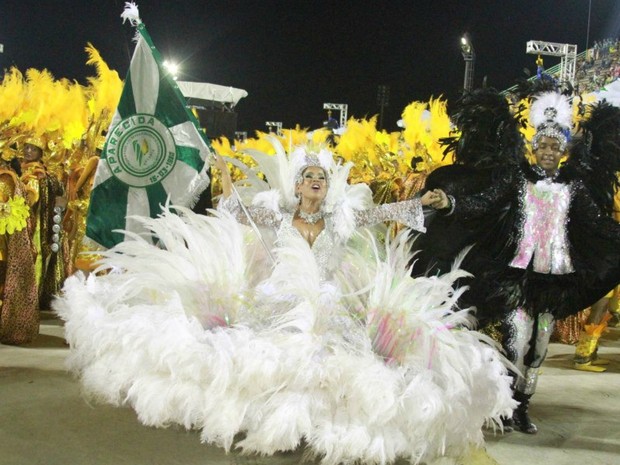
529, 91, 573, 150
530, 91, 572, 131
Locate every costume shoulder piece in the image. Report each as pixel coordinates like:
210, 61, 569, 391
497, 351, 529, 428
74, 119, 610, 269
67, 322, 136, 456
566, 100, 620, 215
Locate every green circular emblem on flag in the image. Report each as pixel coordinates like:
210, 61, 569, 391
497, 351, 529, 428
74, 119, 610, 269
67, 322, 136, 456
105, 114, 177, 187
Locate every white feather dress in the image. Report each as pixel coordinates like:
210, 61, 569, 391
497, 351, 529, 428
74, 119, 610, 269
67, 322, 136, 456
54, 190, 515, 465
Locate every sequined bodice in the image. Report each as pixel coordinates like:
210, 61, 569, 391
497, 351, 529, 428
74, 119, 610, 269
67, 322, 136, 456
510, 179, 574, 274
278, 212, 338, 280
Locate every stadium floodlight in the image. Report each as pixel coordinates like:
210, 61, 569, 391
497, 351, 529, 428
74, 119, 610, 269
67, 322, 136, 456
460, 34, 475, 91
163, 60, 179, 80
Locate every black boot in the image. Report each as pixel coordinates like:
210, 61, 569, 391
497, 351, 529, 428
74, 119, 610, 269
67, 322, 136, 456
512, 391, 537, 434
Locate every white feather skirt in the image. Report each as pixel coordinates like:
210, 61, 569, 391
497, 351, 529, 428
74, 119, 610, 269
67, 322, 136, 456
54, 208, 515, 465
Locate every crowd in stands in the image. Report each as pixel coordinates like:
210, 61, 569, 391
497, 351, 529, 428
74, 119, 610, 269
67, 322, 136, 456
575, 38, 620, 93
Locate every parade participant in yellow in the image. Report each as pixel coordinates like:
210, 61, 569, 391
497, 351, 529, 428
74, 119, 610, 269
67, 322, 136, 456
63, 152, 99, 274
0, 153, 38, 344
573, 181, 620, 371
20, 139, 66, 310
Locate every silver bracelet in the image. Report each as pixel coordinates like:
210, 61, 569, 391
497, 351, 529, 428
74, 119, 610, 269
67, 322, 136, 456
446, 195, 456, 215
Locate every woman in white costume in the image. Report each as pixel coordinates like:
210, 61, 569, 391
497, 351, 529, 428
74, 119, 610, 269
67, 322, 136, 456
54, 140, 514, 465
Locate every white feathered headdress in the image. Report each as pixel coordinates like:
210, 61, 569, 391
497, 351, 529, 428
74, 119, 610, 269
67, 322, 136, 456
529, 91, 573, 151
236, 137, 373, 240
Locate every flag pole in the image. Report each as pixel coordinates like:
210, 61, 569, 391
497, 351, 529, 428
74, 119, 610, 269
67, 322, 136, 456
229, 184, 276, 265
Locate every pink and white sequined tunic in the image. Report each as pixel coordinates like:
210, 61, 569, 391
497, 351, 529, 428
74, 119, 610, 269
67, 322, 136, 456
509, 179, 574, 274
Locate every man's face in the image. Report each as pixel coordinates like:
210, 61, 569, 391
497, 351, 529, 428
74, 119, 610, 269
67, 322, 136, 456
534, 136, 563, 173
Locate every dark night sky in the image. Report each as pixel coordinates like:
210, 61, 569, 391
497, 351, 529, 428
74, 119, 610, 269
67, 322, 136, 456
2, 0, 620, 133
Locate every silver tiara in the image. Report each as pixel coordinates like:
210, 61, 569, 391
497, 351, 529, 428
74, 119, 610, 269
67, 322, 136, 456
294, 153, 329, 185
532, 123, 568, 152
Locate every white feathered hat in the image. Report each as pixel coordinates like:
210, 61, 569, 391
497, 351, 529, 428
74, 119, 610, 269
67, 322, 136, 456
240, 137, 373, 240
529, 91, 573, 151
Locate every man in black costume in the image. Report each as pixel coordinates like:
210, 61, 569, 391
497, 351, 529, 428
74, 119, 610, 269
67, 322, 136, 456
425, 90, 620, 435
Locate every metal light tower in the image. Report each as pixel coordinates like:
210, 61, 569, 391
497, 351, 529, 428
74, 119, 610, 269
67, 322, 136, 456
461, 34, 475, 91
526, 40, 577, 86
322, 103, 348, 129
376, 85, 390, 130
265, 121, 283, 136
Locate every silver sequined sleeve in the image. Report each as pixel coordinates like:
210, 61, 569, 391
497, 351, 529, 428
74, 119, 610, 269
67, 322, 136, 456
354, 197, 426, 232
217, 195, 282, 228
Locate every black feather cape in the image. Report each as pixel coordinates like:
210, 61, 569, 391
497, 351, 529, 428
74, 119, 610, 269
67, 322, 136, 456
412, 90, 620, 324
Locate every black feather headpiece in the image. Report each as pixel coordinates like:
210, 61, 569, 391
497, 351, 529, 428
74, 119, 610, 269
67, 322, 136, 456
440, 87, 526, 168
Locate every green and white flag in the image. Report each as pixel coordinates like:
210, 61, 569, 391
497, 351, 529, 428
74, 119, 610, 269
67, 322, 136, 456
86, 3, 211, 249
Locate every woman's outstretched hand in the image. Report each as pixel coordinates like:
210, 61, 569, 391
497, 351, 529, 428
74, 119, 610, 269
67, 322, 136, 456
420, 189, 450, 209
428, 189, 450, 209
420, 190, 438, 206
